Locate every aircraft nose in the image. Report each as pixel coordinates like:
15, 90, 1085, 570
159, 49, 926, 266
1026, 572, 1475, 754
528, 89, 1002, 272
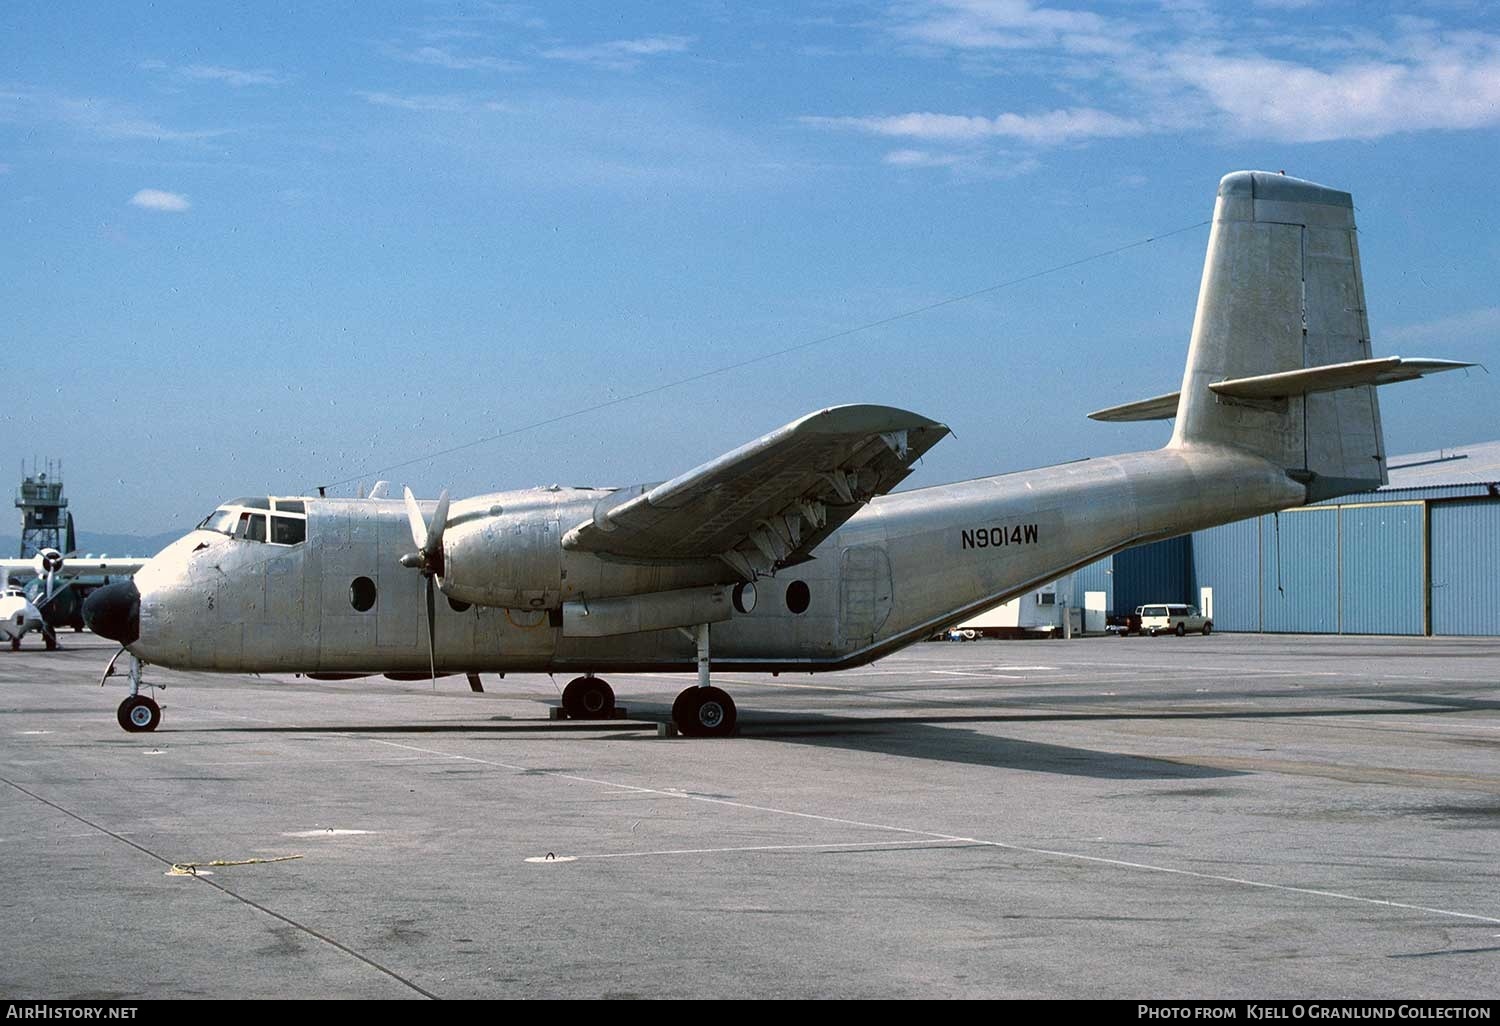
83, 581, 140, 646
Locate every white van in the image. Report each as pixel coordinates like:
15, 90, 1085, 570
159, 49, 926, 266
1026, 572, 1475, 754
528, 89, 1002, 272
1135, 604, 1212, 637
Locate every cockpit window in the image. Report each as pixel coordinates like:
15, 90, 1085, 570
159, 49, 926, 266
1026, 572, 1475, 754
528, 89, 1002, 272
234, 512, 267, 542
270, 516, 306, 545
198, 498, 306, 545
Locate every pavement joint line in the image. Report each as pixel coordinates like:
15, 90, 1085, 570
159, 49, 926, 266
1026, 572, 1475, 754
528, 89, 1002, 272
927, 670, 1028, 679
563, 838, 979, 860
0, 773, 441, 1001
362, 738, 1500, 927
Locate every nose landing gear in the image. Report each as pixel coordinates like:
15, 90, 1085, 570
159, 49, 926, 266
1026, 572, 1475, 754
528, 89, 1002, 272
101, 648, 163, 733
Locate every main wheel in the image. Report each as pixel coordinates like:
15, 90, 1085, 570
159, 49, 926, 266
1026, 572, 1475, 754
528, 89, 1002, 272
1202, 621, 1213, 636
9, 637, 18, 651
117, 695, 161, 733
43, 630, 57, 651
675, 686, 737, 738
1175, 622, 1186, 637
561, 676, 615, 719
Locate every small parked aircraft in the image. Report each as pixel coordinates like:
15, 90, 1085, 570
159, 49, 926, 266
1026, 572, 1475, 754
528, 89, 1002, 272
1, 580, 47, 651
84, 171, 1468, 735
0, 550, 146, 650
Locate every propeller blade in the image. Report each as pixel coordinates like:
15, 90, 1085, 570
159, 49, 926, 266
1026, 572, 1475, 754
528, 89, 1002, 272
44, 569, 55, 604
426, 490, 450, 556
424, 577, 437, 688
403, 486, 428, 554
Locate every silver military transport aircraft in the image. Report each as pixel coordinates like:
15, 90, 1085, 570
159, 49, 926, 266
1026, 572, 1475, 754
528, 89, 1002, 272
84, 171, 1468, 736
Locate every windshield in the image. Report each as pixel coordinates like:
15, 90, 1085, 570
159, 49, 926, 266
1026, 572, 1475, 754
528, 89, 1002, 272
196, 509, 238, 535
196, 497, 308, 545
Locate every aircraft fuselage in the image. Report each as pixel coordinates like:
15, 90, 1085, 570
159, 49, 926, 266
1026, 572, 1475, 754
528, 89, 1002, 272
126, 444, 1302, 677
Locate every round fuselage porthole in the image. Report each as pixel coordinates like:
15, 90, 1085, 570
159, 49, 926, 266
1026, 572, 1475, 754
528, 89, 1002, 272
350, 577, 377, 612
785, 580, 810, 614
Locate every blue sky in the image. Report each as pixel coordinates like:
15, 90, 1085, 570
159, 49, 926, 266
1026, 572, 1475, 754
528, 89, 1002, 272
4, 1, 1497, 535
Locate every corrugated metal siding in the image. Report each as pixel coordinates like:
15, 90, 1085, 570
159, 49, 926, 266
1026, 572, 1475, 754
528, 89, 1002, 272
1312, 484, 1496, 506
1430, 499, 1500, 636
1190, 518, 1261, 632
1071, 556, 1113, 613
1113, 536, 1190, 614
1260, 509, 1338, 633
1339, 504, 1423, 635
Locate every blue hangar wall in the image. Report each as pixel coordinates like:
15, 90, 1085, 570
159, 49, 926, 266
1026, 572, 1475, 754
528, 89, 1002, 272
1078, 487, 1500, 637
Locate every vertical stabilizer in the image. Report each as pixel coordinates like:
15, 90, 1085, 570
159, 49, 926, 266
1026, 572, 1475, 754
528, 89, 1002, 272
1170, 171, 1386, 499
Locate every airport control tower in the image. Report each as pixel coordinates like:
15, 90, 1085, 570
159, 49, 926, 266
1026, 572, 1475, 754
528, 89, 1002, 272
16, 461, 74, 558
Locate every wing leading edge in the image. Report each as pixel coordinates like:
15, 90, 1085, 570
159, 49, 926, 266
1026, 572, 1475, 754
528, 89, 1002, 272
561, 404, 949, 578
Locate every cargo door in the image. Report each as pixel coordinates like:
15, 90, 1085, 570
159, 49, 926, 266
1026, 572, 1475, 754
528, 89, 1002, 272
840, 546, 892, 647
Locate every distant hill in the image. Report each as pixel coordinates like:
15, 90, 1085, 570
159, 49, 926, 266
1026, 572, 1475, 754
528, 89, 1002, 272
1, 529, 187, 559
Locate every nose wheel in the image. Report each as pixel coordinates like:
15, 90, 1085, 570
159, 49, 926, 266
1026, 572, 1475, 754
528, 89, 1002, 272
117, 695, 162, 733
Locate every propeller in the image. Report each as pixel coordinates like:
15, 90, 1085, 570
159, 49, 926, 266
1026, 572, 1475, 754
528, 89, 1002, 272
400, 487, 450, 685
33, 548, 64, 604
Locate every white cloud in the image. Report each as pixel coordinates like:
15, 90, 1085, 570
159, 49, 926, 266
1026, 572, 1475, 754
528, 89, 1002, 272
356, 91, 508, 114
0, 89, 231, 143
817, 4, 1500, 166
883, 148, 966, 167
806, 107, 1146, 145
387, 46, 524, 73
897, 0, 1128, 56
1170, 44, 1500, 142
180, 64, 285, 87
540, 35, 692, 70
129, 189, 190, 212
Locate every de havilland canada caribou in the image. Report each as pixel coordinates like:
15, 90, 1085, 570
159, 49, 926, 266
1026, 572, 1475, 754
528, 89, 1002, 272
84, 172, 1469, 736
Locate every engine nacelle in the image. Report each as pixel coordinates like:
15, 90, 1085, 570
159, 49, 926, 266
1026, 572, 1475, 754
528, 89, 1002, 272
438, 498, 564, 609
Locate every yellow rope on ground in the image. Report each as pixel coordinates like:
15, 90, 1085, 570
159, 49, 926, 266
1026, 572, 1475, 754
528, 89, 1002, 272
168, 854, 304, 876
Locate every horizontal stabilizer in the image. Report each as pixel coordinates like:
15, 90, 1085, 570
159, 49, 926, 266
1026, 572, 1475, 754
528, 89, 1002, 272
1088, 357, 1471, 423
1088, 391, 1181, 423
1208, 357, 1473, 401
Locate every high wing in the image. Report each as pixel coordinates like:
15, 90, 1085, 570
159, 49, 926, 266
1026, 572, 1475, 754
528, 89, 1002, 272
561, 404, 949, 578
0, 556, 148, 585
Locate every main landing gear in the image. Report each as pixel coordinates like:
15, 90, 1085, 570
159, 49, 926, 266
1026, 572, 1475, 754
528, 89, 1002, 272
670, 623, 738, 738
561, 675, 617, 719
102, 649, 162, 733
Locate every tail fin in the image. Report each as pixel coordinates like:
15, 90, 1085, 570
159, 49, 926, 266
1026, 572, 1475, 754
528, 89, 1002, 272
1171, 171, 1383, 501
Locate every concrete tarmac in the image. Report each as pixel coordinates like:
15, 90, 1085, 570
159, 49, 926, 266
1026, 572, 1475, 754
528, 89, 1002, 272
2, 631, 1497, 999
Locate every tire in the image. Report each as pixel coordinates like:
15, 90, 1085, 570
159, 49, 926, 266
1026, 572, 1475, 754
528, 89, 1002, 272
1202, 621, 1213, 636
117, 695, 161, 733
676, 686, 737, 738
1174, 622, 1186, 637
9, 637, 18, 651
561, 676, 615, 719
